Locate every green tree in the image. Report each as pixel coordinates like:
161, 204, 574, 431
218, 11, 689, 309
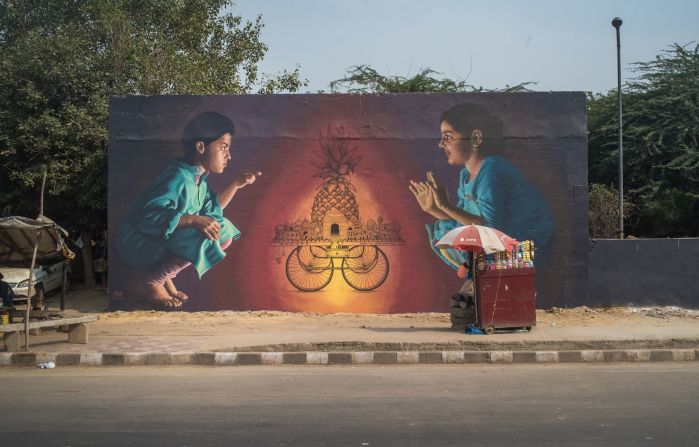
588, 43, 699, 237
330, 65, 534, 93
588, 183, 636, 238
0, 0, 305, 286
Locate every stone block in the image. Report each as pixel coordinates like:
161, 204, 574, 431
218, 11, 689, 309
397, 351, 419, 364
102, 354, 125, 366
625, 350, 651, 362
352, 352, 374, 364
80, 353, 103, 366
535, 352, 559, 363
237, 353, 262, 365
489, 351, 513, 363
11, 353, 37, 366
419, 352, 443, 364
3, 332, 21, 352
306, 352, 327, 365
462, 351, 489, 363
603, 350, 631, 362
0, 352, 12, 366
649, 350, 674, 362
56, 353, 81, 366
328, 353, 353, 365
581, 350, 605, 362
261, 352, 283, 365
171, 353, 194, 365
557, 351, 582, 363
213, 352, 236, 366
673, 350, 695, 361
373, 352, 398, 364
283, 352, 308, 365
67, 323, 88, 344
145, 353, 172, 365
124, 353, 147, 365
512, 352, 537, 363
443, 351, 464, 364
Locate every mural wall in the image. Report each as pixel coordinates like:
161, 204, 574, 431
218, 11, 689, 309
108, 93, 588, 312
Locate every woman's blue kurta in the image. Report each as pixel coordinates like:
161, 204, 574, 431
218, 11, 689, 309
117, 162, 240, 277
426, 156, 555, 269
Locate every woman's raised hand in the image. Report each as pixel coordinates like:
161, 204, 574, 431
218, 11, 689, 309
426, 172, 449, 210
409, 180, 437, 213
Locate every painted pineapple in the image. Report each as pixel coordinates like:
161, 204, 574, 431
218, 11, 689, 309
310, 127, 362, 225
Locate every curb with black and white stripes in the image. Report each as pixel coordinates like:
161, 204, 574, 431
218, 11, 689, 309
1, 349, 698, 367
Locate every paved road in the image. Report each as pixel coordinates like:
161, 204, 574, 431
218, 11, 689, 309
1, 364, 698, 446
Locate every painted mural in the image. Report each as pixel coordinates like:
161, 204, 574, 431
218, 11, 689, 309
108, 93, 588, 312
270, 127, 404, 292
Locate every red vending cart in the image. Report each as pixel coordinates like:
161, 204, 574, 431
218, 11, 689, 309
474, 267, 536, 334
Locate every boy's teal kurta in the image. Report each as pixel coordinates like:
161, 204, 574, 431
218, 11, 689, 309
426, 156, 555, 269
117, 162, 240, 277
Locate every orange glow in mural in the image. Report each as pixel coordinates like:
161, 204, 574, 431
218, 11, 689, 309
267, 129, 403, 313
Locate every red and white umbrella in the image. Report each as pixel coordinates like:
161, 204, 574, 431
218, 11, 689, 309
435, 224, 518, 254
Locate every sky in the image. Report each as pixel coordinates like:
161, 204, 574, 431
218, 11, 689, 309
232, 0, 698, 94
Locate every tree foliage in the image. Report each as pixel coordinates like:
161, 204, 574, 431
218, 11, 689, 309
330, 65, 534, 93
0, 0, 305, 284
588, 183, 635, 238
0, 0, 304, 221
588, 43, 699, 237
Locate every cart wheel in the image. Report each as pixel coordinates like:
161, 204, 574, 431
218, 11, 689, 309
485, 324, 495, 335
286, 246, 333, 291
341, 246, 389, 291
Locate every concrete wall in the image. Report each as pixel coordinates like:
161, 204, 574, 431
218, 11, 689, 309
588, 238, 699, 308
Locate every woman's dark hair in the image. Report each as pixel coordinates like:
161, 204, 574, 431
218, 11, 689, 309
440, 102, 503, 154
181, 112, 236, 162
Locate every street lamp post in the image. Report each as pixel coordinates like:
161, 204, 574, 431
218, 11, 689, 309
612, 17, 623, 239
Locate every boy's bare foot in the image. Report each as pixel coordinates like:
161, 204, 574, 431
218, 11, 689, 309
143, 282, 181, 309
164, 278, 189, 303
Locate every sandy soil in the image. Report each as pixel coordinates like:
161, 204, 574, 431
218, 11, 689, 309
47, 287, 699, 334
8, 287, 694, 353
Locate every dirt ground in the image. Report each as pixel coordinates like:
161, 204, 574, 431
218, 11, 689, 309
49, 287, 699, 333
8, 286, 695, 353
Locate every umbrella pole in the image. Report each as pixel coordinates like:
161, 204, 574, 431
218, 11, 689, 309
472, 251, 479, 327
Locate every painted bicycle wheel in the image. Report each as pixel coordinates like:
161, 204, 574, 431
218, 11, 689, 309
341, 246, 389, 291
286, 246, 333, 291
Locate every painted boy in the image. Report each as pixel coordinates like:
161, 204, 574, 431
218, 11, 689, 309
116, 112, 261, 308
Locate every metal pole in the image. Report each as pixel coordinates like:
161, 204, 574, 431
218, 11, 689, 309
612, 17, 624, 239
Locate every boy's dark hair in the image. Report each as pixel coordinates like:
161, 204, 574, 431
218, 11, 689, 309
440, 103, 503, 154
181, 112, 236, 162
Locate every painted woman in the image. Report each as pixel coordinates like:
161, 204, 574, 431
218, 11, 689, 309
409, 102, 554, 275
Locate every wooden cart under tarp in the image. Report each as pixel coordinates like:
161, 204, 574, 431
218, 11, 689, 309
0, 215, 75, 350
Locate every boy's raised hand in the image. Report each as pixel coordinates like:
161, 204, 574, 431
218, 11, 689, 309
235, 171, 262, 188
